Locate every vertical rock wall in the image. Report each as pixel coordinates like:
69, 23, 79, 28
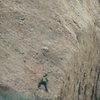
60, 0, 100, 100
0, 0, 100, 100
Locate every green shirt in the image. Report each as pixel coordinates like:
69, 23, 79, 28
42, 76, 48, 82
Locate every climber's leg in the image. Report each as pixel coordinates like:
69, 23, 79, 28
44, 82, 48, 92
38, 82, 42, 88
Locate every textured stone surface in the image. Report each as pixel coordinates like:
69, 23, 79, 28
0, 0, 100, 100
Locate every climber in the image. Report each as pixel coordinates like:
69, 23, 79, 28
38, 74, 49, 92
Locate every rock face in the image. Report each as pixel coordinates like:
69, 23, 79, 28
0, 0, 100, 100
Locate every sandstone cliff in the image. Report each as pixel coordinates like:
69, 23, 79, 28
0, 0, 100, 100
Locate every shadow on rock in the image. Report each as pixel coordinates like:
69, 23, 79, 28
0, 84, 32, 100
